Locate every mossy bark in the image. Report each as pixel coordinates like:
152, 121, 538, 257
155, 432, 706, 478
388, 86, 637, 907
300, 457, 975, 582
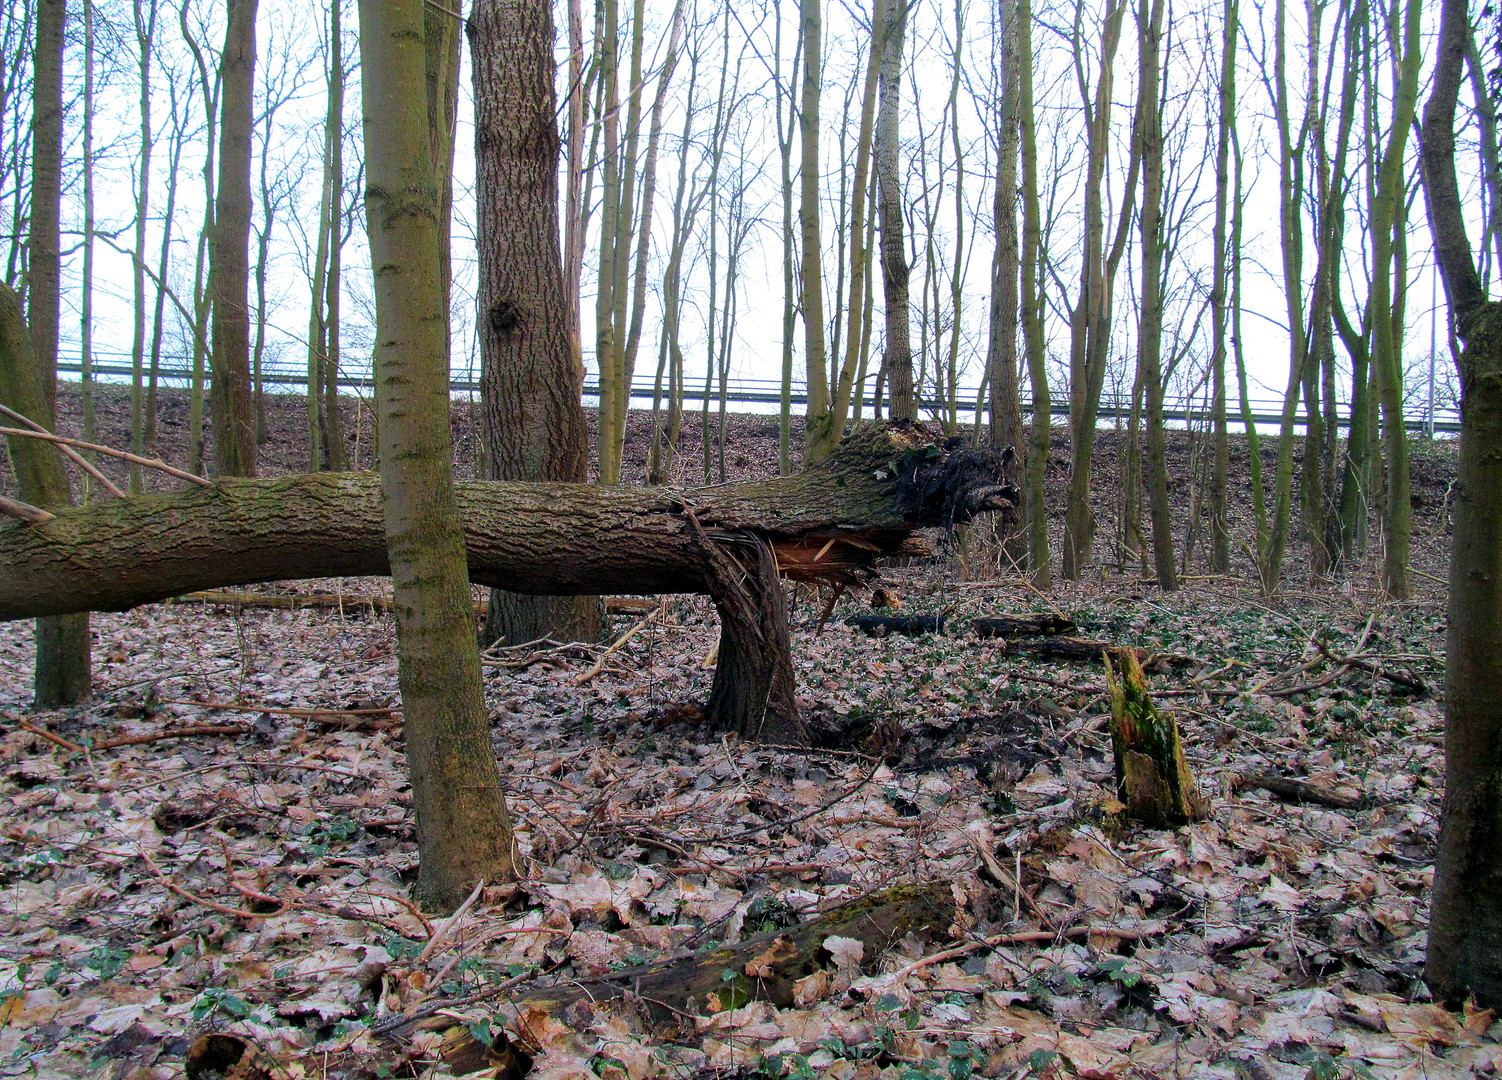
1106, 649, 1207, 827
0, 284, 90, 707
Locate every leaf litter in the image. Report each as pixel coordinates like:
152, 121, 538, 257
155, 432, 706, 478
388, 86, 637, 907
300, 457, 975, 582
0, 395, 1491, 1079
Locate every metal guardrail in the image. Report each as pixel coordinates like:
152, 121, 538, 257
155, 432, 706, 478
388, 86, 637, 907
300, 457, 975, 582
58, 362, 1461, 434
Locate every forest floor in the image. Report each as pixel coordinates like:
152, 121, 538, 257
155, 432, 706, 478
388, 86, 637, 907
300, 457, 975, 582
0, 386, 1491, 1079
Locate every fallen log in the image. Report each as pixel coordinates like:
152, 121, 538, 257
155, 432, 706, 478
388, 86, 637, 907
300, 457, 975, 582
1009, 636, 1200, 671
0, 423, 1012, 744
170, 590, 658, 618
971, 614, 1078, 637
381, 880, 957, 1054
846, 613, 946, 636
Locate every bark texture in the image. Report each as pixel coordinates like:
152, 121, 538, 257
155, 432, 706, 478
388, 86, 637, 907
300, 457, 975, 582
468, 0, 600, 648
0, 284, 91, 707
208, 0, 258, 478
27, 0, 64, 418
1421, 0, 1502, 1010
358, 0, 517, 909
875, 0, 913, 420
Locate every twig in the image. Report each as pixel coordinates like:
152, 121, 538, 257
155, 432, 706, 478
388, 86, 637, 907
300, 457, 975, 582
0, 403, 127, 497
0, 494, 53, 523
417, 879, 486, 963
10, 716, 85, 754
574, 607, 661, 684
0, 426, 212, 486
92, 724, 252, 750
156, 698, 400, 718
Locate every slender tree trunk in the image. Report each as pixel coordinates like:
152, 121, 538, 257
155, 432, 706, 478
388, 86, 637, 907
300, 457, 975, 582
80, 0, 96, 458
1135, 0, 1175, 590
1369, 0, 1421, 599
1019, 0, 1049, 589
805, 0, 883, 461
26, 0, 62, 419
470, 0, 601, 648
988, 0, 1022, 456
19, 3, 88, 708
1420, 0, 1502, 1009
130, 4, 157, 492
1061, 0, 1127, 579
146, 81, 187, 460
357, 0, 518, 911
1207, 0, 1236, 573
799, 0, 830, 462
875, 0, 912, 420
207, 0, 259, 478
776, 0, 801, 473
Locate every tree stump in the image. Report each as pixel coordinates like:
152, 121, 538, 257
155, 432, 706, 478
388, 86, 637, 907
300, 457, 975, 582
1105, 649, 1208, 826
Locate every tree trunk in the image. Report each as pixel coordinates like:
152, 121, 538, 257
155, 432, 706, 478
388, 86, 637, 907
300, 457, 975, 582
1420, 0, 1502, 1010
0, 285, 90, 707
875, 0, 912, 421
357, 0, 517, 910
1207, 0, 1236, 573
208, 0, 258, 478
21, 3, 88, 708
1134, 0, 1175, 591
0, 426, 1012, 743
1018, 0, 1049, 590
27, 0, 63, 419
988, 0, 1022, 457
798, 0, 830, 462
1061, 0, 1128, 580
469, 0, 601, 649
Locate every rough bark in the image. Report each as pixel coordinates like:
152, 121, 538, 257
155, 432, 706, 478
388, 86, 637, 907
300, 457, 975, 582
358, 0, 517, 910
19, 7, 89, 709
1422, 0, 1502, 1011
0, 285, 90, 707
208, 0, 258, 478
0, 425, 1011, 743
875, 0, 913, 421
1134, 0, 1174, 591
798, 0, 829, 461
468, 0, 600, 649
1018, 0, 1049, 590
27, 0, 63, 419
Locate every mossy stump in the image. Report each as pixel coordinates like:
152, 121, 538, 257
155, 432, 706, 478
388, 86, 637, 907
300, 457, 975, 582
1106, 649, 1208, 827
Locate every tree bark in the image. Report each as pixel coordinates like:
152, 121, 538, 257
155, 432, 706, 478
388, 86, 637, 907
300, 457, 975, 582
27, 0, 63, 420
875, 0, 913, 422
1421, 0, 1502, 1011
0, 285, 90, 707
20, 5, 89, 708
1134, 0, 1175, 591
798, 0, 830, 462
208, 0, 258, 478
469, 0, 601, 649
358, 0, 517, 910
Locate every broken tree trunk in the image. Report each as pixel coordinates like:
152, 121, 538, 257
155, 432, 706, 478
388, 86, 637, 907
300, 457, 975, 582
386, 880, 956, 1062
1105, 649, 1208, 827
0, 422, 1011, 743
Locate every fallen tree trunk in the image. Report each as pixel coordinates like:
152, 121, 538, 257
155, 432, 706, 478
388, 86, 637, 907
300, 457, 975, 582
0, 422, 1011, 743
